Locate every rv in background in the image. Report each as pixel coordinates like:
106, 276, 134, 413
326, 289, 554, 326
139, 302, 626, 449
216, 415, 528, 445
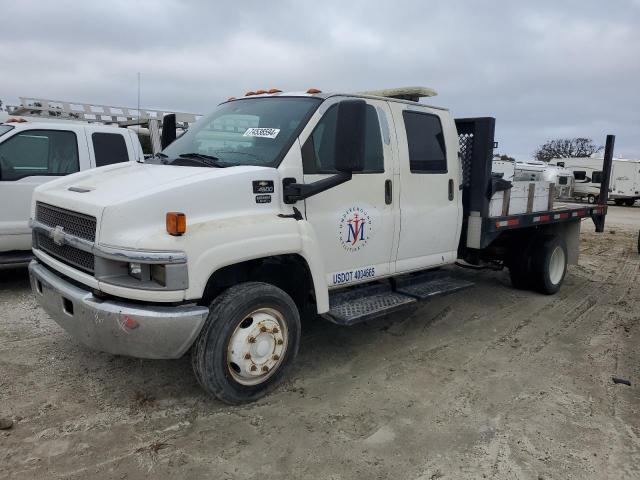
549, 157, 640, 205
514, 160, 574, 199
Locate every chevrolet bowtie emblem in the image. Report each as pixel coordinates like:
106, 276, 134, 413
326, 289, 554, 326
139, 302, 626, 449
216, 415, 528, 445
51, 226, 65, 246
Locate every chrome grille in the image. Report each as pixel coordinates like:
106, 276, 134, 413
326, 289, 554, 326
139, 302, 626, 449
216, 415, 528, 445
35, 232, 95, 274
36, 202, 96, 242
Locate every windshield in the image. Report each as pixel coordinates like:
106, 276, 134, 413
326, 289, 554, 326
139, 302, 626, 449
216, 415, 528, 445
0, 125, 14, 137
156, 97, 321, 168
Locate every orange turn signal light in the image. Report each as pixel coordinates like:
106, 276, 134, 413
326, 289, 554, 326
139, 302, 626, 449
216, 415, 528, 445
228, 96, 236, 101
268, 88, 282, 94
306, 88, 322, 94
6, 117, 27, 123
166, 212, 186, 236
245, 91, 256, 96
255, 89, 268, 94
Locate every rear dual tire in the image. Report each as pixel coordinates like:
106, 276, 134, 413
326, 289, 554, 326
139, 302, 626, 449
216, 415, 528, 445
509, 234, 567, 295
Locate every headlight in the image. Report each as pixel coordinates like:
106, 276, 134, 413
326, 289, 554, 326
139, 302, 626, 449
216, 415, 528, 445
128, 262, 143, 280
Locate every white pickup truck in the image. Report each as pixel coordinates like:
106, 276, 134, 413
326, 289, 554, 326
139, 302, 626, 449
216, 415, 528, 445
0, 120, 143, 266
27, 87, 611, 404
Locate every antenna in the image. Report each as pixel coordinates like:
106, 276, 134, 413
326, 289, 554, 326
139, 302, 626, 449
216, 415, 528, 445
137, 72, 141, 134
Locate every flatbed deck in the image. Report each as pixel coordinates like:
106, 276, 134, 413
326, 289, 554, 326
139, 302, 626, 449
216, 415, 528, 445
488, 203, 606, 232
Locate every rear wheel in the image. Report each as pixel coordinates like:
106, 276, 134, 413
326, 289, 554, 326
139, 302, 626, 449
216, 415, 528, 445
624, 199, 635, 207
508, 239, 534, 290
192, 282, 301, 404
614, 199, 624, 206
530, 235, 567, 295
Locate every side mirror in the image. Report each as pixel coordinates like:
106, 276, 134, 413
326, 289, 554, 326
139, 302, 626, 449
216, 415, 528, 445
334, 99, 366, 172
161, 113, 177, 149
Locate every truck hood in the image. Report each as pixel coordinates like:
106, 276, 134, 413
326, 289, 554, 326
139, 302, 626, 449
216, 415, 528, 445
35, 162, 215, 208
33, 162, 282, 247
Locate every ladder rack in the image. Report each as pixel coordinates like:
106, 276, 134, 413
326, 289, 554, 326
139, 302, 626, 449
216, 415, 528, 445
7, 97, 201, 126
6, 97, 202, 154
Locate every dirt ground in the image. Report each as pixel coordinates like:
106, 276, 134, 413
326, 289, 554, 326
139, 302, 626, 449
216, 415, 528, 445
1, 206, 639, 480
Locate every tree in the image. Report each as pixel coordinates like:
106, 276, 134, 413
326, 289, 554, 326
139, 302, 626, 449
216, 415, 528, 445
493, 153, 515, 161
533, 138, 602, 162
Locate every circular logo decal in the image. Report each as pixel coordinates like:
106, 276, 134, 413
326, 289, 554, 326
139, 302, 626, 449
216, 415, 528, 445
338, 206, 373, 252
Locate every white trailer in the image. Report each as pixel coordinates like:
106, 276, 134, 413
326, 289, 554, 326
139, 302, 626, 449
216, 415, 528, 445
549, 157, 640, 205
514, 160, 574, 199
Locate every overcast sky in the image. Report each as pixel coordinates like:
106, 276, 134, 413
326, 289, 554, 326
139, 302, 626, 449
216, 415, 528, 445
1, 0, 639, 159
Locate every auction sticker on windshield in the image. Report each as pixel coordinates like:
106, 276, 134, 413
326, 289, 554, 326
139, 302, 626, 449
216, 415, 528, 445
243, 128, 280, 139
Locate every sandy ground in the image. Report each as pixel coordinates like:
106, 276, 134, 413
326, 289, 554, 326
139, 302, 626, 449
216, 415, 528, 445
1, 206, 639, 480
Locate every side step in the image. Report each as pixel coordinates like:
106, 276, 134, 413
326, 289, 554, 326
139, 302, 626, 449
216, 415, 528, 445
324, 272, 473, 326
395, 271, 474, 299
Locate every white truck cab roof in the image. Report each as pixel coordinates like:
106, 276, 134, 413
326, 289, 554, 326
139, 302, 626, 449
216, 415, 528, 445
225, 86, 449, 111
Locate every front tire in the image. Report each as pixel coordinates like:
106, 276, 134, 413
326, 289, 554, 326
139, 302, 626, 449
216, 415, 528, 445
624, 199, 635, 207
587, 194, 597, 204
192, 282, 301, 404
531, 235, 568, 295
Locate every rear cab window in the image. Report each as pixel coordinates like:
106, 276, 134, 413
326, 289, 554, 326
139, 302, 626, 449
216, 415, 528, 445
92, 132, 129, 167
0, 129, 79, 180
402, 111, 447, 173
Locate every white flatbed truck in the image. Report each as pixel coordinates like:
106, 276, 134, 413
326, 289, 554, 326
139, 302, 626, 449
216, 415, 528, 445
27, 87, 613, 403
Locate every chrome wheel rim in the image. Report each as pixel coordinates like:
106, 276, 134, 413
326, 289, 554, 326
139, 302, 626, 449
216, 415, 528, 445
549, 246, 566, 285
227, 308, 288, 386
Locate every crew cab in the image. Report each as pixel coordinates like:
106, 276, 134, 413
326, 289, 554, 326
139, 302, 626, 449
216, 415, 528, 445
27, 87, 610, 403
0, 120, 143, 266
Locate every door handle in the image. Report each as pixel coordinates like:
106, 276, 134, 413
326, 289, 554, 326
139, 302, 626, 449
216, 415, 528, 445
385, 179, 392, 205
448, 179, 454, 201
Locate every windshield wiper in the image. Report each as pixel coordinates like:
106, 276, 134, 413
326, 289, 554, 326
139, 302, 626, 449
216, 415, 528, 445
175, 152, 230, 168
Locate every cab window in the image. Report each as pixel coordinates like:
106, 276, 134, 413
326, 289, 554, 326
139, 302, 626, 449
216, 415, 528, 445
92, 132, 129, 167
0, 129, 79, 181
403, 111, 447, 173
302, 103, 384, 174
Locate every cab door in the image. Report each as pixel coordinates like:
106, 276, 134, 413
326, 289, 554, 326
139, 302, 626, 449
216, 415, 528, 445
301, 98, 398, 288
390, 104, 462, 272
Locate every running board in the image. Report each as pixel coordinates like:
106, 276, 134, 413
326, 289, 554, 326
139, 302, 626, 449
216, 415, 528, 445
395, 272, 474, 300
324, 273, 473, 326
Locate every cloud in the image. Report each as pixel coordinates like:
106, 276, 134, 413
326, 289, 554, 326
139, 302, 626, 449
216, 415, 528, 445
1, 0, 639, 159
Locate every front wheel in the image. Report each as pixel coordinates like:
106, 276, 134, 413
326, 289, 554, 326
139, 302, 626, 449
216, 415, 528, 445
587, 194, 597, 204
614, 199, 624, 206
531, 235, 568, 295
624, 199, 636, 207
192, 282, 301, 404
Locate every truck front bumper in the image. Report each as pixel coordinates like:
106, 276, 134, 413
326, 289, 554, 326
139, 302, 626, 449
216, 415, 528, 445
29, 261, 209, 359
